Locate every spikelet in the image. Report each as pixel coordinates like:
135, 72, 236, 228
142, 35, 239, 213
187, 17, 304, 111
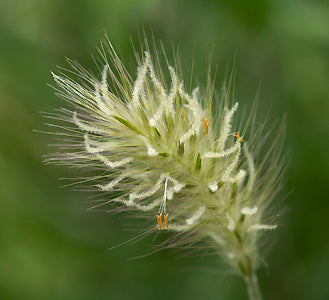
47, 36, 286, 300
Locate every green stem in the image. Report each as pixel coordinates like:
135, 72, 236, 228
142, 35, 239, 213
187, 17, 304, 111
245, 272, 262, 300
233, 230, 262, 300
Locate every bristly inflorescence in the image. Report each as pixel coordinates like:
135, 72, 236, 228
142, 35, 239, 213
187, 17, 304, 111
47, 38, 285, 298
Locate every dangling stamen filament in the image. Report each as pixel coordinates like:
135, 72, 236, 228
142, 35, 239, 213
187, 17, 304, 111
156, 178, 169, 230
158, 178, 168, 216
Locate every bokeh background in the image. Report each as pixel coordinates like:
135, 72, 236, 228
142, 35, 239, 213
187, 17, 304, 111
1, 0, 328, 299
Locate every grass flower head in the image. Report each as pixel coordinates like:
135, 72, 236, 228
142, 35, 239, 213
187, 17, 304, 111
47, 36, 286, 300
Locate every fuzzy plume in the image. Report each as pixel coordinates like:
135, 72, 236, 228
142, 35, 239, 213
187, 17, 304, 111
46, 37, 286, 300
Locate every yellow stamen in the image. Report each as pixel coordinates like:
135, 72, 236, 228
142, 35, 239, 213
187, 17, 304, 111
163, 213, 169, 229
156, 215, 163, 230
233, 131, 244, 142
203, 116, 209, 135
181, 108, 186, 121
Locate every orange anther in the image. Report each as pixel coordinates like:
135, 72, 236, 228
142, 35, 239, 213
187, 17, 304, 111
156, 215, 163, 230
163, 213, 169, 229
203, 116, 209, 135
181, 108, 186, 121
233, 131, 244, 142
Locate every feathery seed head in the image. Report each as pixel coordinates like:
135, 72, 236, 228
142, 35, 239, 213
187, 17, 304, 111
47, 37, 285, 282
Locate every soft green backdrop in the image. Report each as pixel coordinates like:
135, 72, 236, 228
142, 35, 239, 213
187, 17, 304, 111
1, 0, 328, 299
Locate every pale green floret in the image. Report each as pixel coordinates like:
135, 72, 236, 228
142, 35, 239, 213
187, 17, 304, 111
217, 102, 238, 151
140, 135, 159, 157
148, 71, 177, 126
96, 172, 128, 191
248, 224, 278, 232
204, 137, 241, 158
101, 65, 109, 95
50, 47, 281, 296
167, 66, 178, 113
222, 141, 242, 180
132, 53, 150, 108
73, 111, 109, 134
95, 84, 113, 116
244, 143, 256, 194
129, 174, 171, 202
84, 134, 117, 153
226, 213, 236, 232
178, 84, 203, 143
95, 153, 133, 169
168, 206, 206, 232
241, 207, 258, 216
133, 198, 162, 211
208, 182, 219, 192
147, 54, 170, 115
228, 169, 246, 183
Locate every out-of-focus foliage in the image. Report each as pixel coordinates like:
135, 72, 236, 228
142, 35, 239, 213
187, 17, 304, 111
0, 0, 328, 299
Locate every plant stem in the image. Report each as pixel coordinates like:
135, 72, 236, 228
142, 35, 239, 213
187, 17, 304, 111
233, 230, 262, 300
245, 272, 262, 300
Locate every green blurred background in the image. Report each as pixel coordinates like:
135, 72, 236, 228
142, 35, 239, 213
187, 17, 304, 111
0, 0, 328, 299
